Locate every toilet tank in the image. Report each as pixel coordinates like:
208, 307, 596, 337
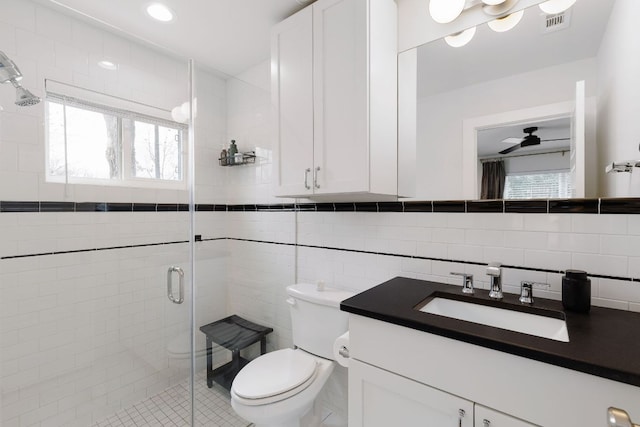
286, 283, 356, 359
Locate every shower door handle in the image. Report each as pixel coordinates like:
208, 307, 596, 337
167, 266, 184, 304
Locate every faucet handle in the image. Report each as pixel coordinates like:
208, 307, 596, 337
519, 281, 534, 304
450, 272, 474, 294
486, 262, 501, 277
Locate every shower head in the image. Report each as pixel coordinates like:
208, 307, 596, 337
0, 50, 40, 107
14, 84, 40, 107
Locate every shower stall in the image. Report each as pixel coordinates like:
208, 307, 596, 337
0, 1, 289, 425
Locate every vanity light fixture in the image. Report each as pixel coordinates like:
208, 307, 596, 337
445, 26, 477, 47
538, 0, 577, 14
487, 9, 524, 32
146, 3, 174, 22
429, 0, 466, 24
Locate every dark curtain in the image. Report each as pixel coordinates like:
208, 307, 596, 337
480, 160, 506, 199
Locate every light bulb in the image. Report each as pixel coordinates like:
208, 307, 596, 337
444, 27, 477, 47
538, 0, 577, 14
429, 0, 466, 24
146, 3, 174, 22
482, 0, 507, 5
98, 60, 118, 71
488, 9, 524, 32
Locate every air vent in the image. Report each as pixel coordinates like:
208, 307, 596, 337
542, 10, 571, 33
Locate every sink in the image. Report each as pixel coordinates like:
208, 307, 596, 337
418, 297, 570, 342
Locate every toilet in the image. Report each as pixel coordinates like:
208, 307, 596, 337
230, 283, 355, 427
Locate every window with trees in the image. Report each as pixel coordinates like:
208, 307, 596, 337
46, 83, 186, 188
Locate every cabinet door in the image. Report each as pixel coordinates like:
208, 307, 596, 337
271, 6, 314, 197
312, 0, 369, 194
475, 405, 540, 427
349, 359, 473, 427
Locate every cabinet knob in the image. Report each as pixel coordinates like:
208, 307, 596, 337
483, 420, 491, 427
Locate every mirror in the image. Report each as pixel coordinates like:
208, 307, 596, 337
410, 0, 639, 200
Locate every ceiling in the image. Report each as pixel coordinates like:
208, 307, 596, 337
417, 0, 615, 98
38, 0, 314, 76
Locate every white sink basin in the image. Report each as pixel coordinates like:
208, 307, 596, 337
419, 297, 569, 342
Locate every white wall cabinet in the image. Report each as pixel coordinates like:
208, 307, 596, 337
271, 0, 399, 199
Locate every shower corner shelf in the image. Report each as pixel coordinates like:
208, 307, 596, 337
606, 160, 640, 174
219, 151, 256, 167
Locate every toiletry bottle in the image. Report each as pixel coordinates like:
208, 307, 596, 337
228, 140, 238, 165
562, 269, 591, 313
220, 148, 227, 166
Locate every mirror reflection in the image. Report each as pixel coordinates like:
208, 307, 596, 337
413, 0, 637, 200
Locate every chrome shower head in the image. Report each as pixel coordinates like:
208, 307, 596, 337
0, 50, 40, 107
14, 84, 40, 107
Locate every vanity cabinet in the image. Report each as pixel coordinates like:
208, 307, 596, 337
270, 0, 398, 199
349, 359, 474, 426
350, 359, 536, 427
348, 314, 640, 427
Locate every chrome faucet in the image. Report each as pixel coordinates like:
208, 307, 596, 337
519, 281, 534, 304
450, 272, 474, 294
486, 262, 503, 300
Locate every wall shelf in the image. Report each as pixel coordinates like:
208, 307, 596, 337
605, 160, 640, 174
219, 151, 256, 167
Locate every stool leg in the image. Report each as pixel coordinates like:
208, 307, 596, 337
206, 337, 213, 388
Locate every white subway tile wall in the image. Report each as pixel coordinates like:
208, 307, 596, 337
4, 1, 640, 426
0, 0, 234, 425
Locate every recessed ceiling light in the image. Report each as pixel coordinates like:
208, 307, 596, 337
98, 60, 118, 70
146, 3, 174, 22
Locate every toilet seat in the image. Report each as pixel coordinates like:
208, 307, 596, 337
232, 348, 318, 405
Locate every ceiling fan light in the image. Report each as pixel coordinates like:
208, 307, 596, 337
429, 0, 466, 24
487, 9, 524, 32
538, 0, 577, 14
444, 27, 477, 47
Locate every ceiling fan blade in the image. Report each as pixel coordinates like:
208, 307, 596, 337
499, 143, 522, 155
540, 137, 571, 142
501, 137, 524, 144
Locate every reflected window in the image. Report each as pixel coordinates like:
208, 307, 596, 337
503, 171, 572, 199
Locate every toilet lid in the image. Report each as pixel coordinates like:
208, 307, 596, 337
232, 349, 317, 400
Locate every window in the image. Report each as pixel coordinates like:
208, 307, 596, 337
45, 82, 187, 188
503, 171, 572, 199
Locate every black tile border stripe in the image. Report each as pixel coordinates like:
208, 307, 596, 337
227, 238, 640, 284
6, 198, 640, 214
4, 237, 639, 284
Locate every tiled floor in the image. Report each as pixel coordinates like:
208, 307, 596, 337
93, 371, 250, 427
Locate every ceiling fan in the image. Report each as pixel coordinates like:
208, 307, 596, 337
499, 126, 570, 155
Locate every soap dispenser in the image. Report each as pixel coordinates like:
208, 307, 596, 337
562, 269, 591, 313
228, 139, 238, 165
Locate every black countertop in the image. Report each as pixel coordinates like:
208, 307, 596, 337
340, 277, 640, 388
